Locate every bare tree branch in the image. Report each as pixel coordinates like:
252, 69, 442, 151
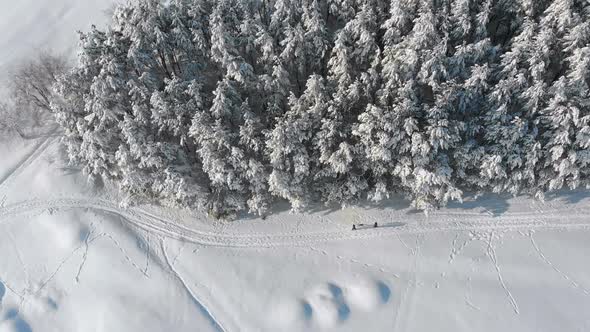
1, 51, 70, 137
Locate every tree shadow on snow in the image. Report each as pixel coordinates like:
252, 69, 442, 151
218, 189, 590, 222
446, 193, 512, 216
237, 195, 415, 222
544, 189, 590, 205
236, 193, 509, 221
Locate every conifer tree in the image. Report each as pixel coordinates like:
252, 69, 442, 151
53, 0, 590, 217
267, 75, 330, 210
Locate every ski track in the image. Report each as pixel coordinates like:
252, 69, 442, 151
0, 133, 56, 194
464, 275, 482, 312
161, 239, 227, 332
487, 231, 520, 314
0, 198, 589, 248
143, 232, 151, 277
0, 136, 588, 248
2, 136, 587, 332
98, 231, 150, 278
7, 228, 30, 284
529, 233, 590, 296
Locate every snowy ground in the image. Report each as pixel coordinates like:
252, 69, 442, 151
0, 0, 115, 75
2, 132, 590, 332
2, 1, 590, 331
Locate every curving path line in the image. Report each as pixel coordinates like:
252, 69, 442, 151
0, 198, 589, 248
0, 133, 588, 248
161, 239, 227, 332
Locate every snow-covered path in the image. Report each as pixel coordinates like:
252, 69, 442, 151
1, 196, 590, 248
0, 134, 589, 332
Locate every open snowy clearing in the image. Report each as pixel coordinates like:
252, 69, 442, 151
2, 1, 590, 331
1, 122, 590, 332
0, 0, 115, 77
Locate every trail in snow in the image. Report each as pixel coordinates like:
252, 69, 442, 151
0, 133, 56, 194
487, 231, 520, 314
97, 231, 150, 278
74, 221, 96, 283
464, 275, 482, 312
448, 233, 472, 264
160, 239, 226, 332
0, 136, 588, 249
6, 228, 30, 284
307, 246, 401, 278
1, 198, 590, 248
529, 233, 590, 296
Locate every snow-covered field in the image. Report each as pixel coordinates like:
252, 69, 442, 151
1, 1, 590, 331
0, 0, 115, 75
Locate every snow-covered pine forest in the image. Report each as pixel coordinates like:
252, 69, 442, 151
51, 0, 590, 217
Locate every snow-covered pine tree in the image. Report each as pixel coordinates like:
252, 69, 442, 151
480, 8, 540, 196
313, 1, 384, 205
118, 0, 213, 207
356, 0, 495, 210
270, 0, 302, 43
328, 0, 358, 22
254, 21, 277, 72
54, 0, 590, 217
538, 1, 590, 193
190, 77, 247, 216
357, 0, 454, 210
53, 25, 107, 172
239, 10, 261, 70
480, 0, 587, 197
267, 75, 330, 211
77, 27, 130, 184
186, 0, 212, 54
148, 78, 208, 206
277, 0, 331, 95
190, 74, 271, 216
260, 58, 292, 119
418, 0, 503, 206
210, 0, 255, 83
302, 0, 330, 76
239, 100, 273, 214
400, 1, 462, 211
279, 23, 307, 94
355, 0, 420, 203
447, 0, 497, 191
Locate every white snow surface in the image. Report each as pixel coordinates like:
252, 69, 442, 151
0, 0, 115, 82
1, 1, 590, 331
